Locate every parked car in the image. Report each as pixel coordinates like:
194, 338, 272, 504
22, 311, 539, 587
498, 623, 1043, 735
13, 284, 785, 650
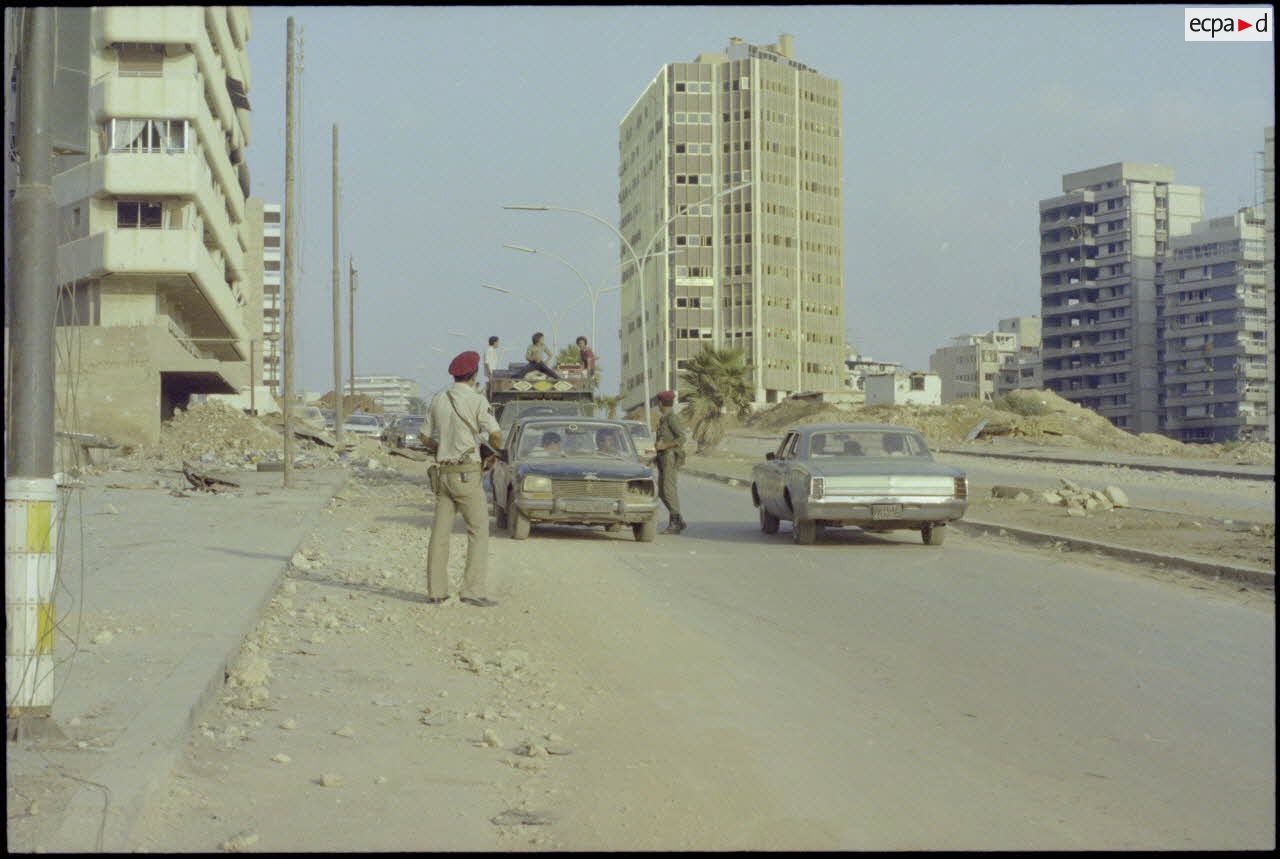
341, 413, 384, 438
384, 414, 427, 449
491, 417, 659, 542
751, 423, 967, 546
620, 419, 657, 462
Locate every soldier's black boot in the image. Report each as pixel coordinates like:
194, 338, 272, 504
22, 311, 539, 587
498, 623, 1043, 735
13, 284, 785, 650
663, 515, 681, 535
674, 514, 687, 533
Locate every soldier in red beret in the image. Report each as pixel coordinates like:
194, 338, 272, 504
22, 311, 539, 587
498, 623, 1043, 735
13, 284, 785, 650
652, 391, 687, 533
420, 350, 502, 606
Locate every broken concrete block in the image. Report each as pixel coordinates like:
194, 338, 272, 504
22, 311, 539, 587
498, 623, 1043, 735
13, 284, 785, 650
1067, 507, 1086, 518
1103, 486, 1129, 507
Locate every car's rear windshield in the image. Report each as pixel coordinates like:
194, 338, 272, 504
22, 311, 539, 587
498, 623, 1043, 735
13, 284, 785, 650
807, 430, 930, 458
517, 423, 636, 459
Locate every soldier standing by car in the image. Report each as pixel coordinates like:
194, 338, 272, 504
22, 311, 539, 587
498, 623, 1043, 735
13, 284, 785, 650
653, 390, 687, 534
421, 351, 502, 607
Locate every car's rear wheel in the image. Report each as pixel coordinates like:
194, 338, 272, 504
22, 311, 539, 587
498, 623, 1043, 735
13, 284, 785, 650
633, 515, 657, 543
510, 500, 531, 540
793, 518, 820, 545
922, 523, 946, 546
759, 507, 780, 535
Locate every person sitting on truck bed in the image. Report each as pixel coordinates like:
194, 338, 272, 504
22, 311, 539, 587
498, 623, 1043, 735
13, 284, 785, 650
521, 332, 561, 379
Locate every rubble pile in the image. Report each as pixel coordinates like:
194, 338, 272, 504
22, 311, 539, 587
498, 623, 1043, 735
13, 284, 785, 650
744, 389, 1274, 463
1039, 479, 1129, 517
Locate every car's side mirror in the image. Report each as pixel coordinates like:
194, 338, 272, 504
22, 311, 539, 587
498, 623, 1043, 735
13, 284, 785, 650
765, 451, 776, 461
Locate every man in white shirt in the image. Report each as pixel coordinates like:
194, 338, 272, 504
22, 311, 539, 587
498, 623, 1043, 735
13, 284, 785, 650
483, 335, 500, 397
422, 350, 502, 607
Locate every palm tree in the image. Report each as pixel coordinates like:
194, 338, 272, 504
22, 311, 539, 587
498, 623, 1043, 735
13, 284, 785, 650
594, 394, 624, 419
679, 346, 752, 453
554, 344, 581, 366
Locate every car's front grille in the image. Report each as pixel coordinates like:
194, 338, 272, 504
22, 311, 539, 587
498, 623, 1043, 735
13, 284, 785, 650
552, 479, 627, 500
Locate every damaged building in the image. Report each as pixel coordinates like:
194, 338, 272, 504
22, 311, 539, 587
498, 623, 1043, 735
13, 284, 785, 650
4, 6, 260, 446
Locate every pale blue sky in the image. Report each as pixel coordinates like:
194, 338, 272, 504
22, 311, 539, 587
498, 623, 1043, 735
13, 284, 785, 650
243, 5, 1274, 399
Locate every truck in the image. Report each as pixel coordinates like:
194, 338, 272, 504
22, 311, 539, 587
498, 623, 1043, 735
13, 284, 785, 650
488, 363, 595, 437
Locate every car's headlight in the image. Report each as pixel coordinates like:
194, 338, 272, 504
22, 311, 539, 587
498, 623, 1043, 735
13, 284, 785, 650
522, 475, 553, 493
954, 476, 968, 499
627, 479, 655, 497
809, 475, 825, 500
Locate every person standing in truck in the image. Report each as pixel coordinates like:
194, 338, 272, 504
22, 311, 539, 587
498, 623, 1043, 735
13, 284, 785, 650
483, 335, 501, 397
575, 336, 596, 379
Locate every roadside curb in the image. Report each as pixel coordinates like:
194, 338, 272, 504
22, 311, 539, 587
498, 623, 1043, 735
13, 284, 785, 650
684, 468, 1275, 590
932, 447, 1274, 483
48, 467, 352, 853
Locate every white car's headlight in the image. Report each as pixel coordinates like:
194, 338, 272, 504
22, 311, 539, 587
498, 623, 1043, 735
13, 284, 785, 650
522, 475, 552, 493
809, 476, 825, 500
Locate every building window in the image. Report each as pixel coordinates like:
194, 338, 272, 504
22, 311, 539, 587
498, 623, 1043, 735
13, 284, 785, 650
107, 118, 190, 154
116, 43, 164, 77
117, 200, 163, 229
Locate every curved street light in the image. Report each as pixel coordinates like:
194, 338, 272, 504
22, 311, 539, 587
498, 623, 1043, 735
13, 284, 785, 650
505, 182, 750, 427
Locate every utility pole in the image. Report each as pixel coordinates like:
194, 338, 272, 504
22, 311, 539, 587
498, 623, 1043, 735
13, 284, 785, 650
331, 123, 343, 445
6, 7, 61, 738
348, 256, 356, 397
282, 16, 298, 487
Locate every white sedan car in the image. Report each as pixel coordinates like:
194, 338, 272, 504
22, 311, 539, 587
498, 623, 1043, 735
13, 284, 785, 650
341, 413, 384, 438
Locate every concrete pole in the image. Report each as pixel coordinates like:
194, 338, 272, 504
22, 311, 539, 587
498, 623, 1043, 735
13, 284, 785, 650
282, 16, 297, 487
6, 6, 60, 733
331, 124, 344, 444
348, 256, 355, 397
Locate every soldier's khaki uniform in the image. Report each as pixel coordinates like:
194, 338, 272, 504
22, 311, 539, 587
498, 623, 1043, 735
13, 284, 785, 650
655, 410, 686, 522
423, 382, 499, 601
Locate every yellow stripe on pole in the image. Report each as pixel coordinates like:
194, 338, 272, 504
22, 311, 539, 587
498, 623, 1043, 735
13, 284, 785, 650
26, 500, 52, 552
37, 603, 55, 655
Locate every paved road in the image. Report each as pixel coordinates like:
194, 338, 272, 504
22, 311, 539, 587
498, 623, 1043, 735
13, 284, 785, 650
518, 475, 1275, 849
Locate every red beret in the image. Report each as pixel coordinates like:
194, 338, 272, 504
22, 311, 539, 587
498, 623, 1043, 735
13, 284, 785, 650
448, 350, 480, 377
655, 390, 676, 405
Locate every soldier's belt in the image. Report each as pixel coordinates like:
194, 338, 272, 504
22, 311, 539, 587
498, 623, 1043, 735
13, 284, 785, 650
437, 462, 483, 474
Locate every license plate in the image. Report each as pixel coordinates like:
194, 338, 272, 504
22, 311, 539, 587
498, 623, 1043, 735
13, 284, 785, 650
871, 504, 903, 520
561, 499, 615, 514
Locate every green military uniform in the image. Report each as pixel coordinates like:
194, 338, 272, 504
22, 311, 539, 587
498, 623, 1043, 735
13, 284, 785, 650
655, 409, 686, 530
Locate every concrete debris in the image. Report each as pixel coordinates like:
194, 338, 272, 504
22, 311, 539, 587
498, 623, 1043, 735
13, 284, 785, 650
226, 654, 272, 688
515, 741, 549, 758
290, 552, 312, 572
270, 753, 291, 764
334, 726, 355, 738
100, 503, 119, 515
491, 809, 556, 826
90, 630, 114, 645
220, 831, 260, 852
318, 772, 343, 788
1178, 520, 1204, 530
480, 729, 502, 747
1103, 486, 1130, 507
374, 776, 388, 784
278, 718, 297, 730
1067, 507, 1086, 518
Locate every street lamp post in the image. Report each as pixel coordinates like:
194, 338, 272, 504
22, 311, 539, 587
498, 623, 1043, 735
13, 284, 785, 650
480, 284, 559, 355
504, 182, 749, 428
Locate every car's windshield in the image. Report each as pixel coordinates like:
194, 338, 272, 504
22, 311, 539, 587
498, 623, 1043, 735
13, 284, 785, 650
517, 423, 635, 459
807, 430, 930, 458
347, 415, 378, 426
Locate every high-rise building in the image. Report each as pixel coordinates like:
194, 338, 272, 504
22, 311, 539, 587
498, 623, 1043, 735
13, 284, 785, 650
929, 330, 1018, 403
4, 6, 255, 445
261, 202, 282, 392
1161, 207, 1268, 443
1038, 163, 1203, 434
1264, 127, 1275, 442
616, 34, 845, 411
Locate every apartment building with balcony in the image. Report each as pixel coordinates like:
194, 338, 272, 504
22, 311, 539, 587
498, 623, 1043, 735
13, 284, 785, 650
351, 375, 420, 415
1161, 207, 1268, 443
4, 6, 256, 445
929, 330, 1018, 403
617, 34, 845, 412
1038, 163, 1204, 434
261, 202, 281, 391
993, 315, 1043, 396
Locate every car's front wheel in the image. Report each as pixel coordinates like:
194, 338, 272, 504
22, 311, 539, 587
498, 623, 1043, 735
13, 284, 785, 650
922, 523, 946, 546
759, 506, 780, 535
633, 515, 657, 543
793, 518, 821, 545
